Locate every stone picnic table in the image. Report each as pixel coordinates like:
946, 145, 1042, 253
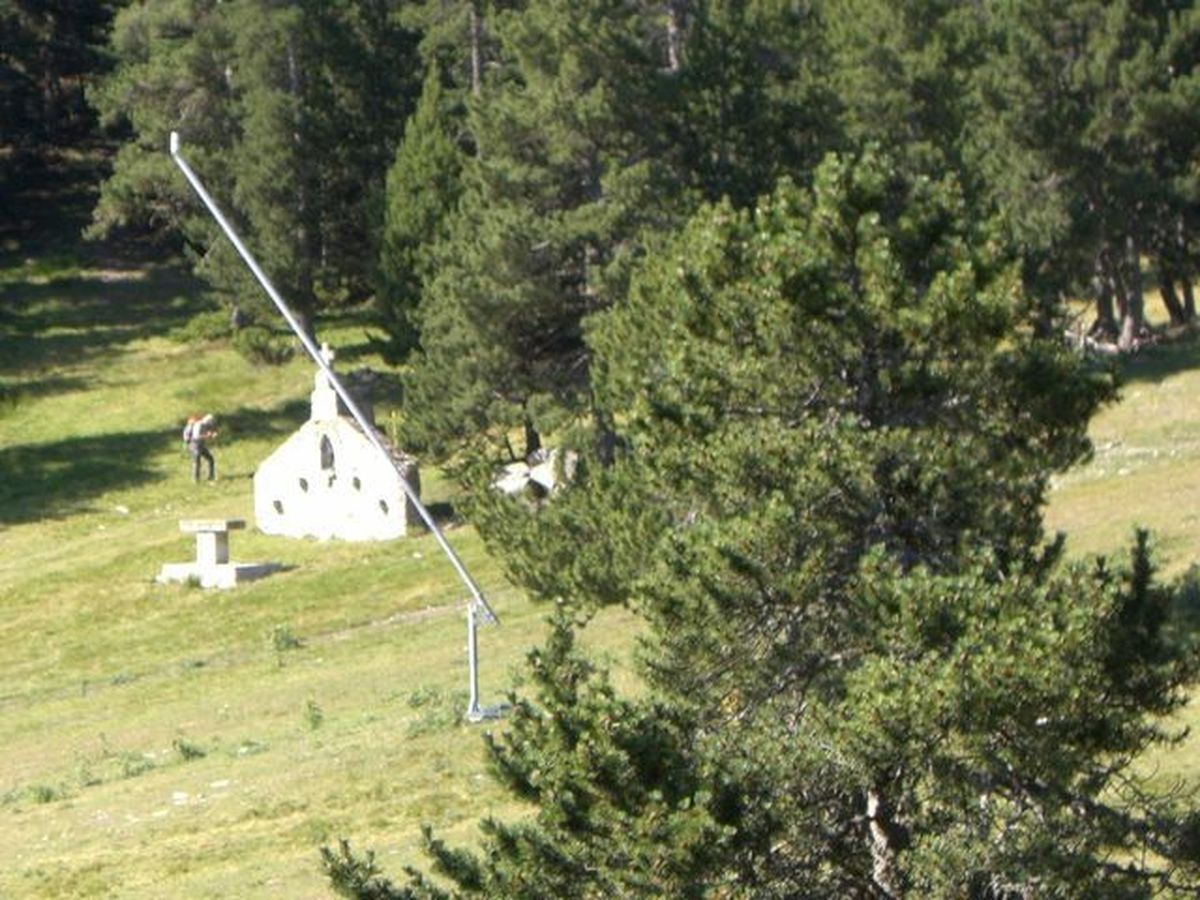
157, 517, 279, 590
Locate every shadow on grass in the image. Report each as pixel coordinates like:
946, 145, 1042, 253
325, 335, 378, 367
0, 392, 320, 526
0, 427, 169, 525
215, 398, 310, 444
1112, 331, 1200, 388
1, 143, 214, 380
0, 266, 206, 376
0, 373, 89, 402
424, 500, 459, 528
344, 368, 405, 417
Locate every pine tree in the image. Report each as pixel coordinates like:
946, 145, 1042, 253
968, 0, 1200, 346
373, 64, 465, 364
0, 0, 118, 147
399, 0, 836, 464
337, 151, 1200, 897
399, 0, 695, 461
1117, 3, 1200, 325
400, 0, 507, 99
89, 0, 418, 339
87, 0, 241, 245
822, 0, 983, 181
668, 0, 837, 209
226, 1, 319, 332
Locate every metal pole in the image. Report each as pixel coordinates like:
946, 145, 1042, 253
466, 599, 482, 720
169, 132, 501, 639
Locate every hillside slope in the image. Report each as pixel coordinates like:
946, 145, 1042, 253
0, 154, 645, 898
1, 152, 1196, 896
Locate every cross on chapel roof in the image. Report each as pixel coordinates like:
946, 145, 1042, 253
312, 342, 339, 421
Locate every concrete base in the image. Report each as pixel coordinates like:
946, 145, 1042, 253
465, 702, 510, 724
157, 561, 280, 590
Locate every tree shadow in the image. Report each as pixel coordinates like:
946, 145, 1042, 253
0, 392, 320, 527
0, 146, 102, 265
216, 398, 310, 444
0, 265, 205, 376
0, 373, 89, 401
350, 368, 405, 415
1, 141, 210, 384
1113, 336, 1200, 387
0, 427, 170, 526
312, 309, 388, 367
423, 500, 459, 528
327, 335, 380, 366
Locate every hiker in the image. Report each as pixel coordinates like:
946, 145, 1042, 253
183, 413, 218, 482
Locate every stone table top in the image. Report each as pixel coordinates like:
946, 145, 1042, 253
179, 518, 246, 534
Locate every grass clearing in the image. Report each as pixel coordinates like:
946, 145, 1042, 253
1043, 336, 1200, 803
1047, 341, 1200, 576
0, 238, 653, 896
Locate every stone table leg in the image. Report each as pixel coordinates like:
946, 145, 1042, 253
195, 531, 231, 568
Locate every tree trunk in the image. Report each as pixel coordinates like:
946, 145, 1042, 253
1177, 214, 1196, 320
1118, 303, 1137, 351
1117, 235, 1144, 353
469, 3, 483, 97
666, 1, 690, 72
1091, 251, 1117, 339
525, 422, 544, 460
286, 31, 317, 342
293, 305, 316, 342
1158, 263, 1186, 325
867, 788, 904, 899
524, 417, 542, 460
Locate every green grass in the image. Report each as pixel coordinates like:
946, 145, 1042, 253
0, 236, 643, 897
1042, 337, 1200, 798
1046, 340, 1200, 576
1, 160, 1198, 894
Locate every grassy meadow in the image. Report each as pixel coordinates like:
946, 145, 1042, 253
0, 153, 639, 897
0, 152, 1197, 896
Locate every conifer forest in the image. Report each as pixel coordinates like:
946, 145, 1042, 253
5, 1, 1200, 897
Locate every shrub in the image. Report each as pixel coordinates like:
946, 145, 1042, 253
404, 686, 467, 736
305, 699, 324, 731
28, 783, 64, 804
168, 308, 231, 344
269, 624, 304, 652
174, 738, 207, 761
119, 752, 155, 779
233, 326, 294, 365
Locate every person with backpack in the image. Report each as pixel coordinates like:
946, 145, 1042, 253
183, 413, 218, 482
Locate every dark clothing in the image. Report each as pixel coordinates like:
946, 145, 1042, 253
183, 416, 217, 481
189, 439, 215, 481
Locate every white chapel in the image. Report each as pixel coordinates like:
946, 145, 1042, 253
253, 346, 419, 541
